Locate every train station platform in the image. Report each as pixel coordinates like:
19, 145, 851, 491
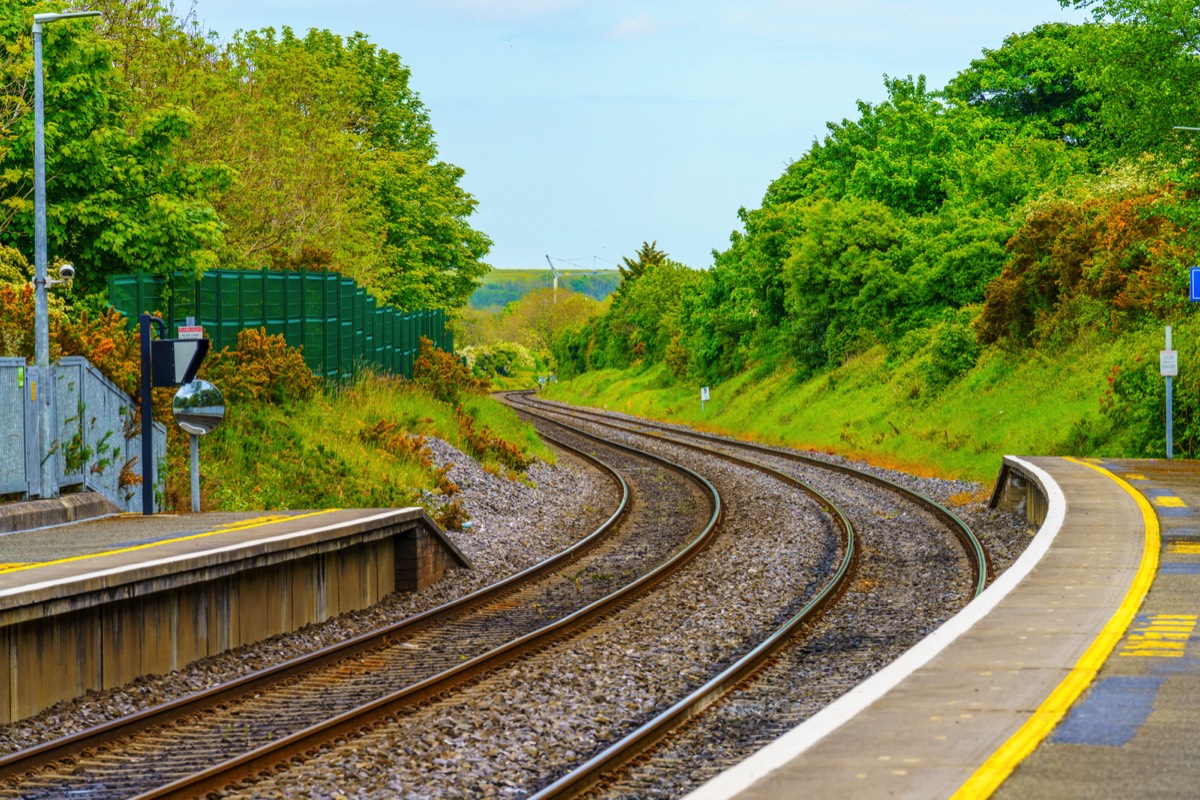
687, 455, 1193, 800
0, 503, 468, 723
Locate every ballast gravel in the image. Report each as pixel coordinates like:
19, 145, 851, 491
0, 439, 615, 755
218, 404, 1028, 800
0, 403, 1035, 800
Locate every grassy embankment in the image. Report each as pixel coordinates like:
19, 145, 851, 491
177, 373, 552, 520
543, 328, 1168, 484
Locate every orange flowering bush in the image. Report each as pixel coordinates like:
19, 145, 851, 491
0, 283, 41, 359
200, 327, 319, 405
55, 306, 142, 397
977, 192, 1191, 345
414, 336, 487, 404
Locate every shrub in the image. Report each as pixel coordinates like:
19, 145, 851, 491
201, 327, 318, 405
414, 336, 487, 404
920, 316, 982, 393
456, 406, 534, 472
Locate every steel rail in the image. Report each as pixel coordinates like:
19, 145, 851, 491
0, 427, 629, 781
129, 413, 724, 800
507, 392, 985, 799
508, 396, 860, 799
509, 391, 991, 596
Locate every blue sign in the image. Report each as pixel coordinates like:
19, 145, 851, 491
1192, 267, 1200, 301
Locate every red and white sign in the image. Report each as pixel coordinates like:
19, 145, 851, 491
177, 325, 204, 340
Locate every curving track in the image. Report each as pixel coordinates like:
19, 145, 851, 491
504, 392, 989, 799
0, 394, 990, 799
0, 423, 721, 799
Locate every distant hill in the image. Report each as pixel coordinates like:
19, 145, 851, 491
471, 269, 621, 310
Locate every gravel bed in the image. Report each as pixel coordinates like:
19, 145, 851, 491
527, 396, 1034, 577
0, 398, 1036, 800
0, 438, 616, 755
220, 404, 983, 799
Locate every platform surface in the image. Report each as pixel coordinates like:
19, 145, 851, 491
689, 456, 1175, 800
0, 507, 434, 610
995, 458, 1200, 799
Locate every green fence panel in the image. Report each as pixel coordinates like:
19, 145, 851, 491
320, 274, 338, 380
364, 294, 377, 370
108, 268, 451, 382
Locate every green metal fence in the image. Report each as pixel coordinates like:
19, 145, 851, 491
108, 269, 453, 381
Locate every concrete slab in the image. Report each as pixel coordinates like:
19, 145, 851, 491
686, 456, 1155, 800
0, 506, 470, 722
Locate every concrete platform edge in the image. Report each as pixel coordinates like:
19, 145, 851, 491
682, 456, 1067, 800
0, 493, 120, 534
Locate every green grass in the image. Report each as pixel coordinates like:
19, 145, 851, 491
193, 374, 552, 514
543, 335, 1134, 483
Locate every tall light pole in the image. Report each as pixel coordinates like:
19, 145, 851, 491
32, 10, 100, 498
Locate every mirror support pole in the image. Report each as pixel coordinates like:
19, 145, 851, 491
190, 433, 200, 513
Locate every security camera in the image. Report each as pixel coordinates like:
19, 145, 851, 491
58, 264, 75, 281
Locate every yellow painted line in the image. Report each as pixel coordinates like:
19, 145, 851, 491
0, 510, 339, 577
951, 458, 1159, 799
1153, 496, 1187, 508
1119, 614, 1197, 658
1167, 542, 1200, 554
1124, 474, 1148, 481
0, 563, 34, 574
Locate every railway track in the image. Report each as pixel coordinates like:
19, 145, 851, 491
228, 399, 855, 798
0, 422, 721, 799
503, 392, 991, 799
507, 391, 989, 594
0, 395, 989, 799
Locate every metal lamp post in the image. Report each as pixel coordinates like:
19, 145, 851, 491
31, 10, 100, 498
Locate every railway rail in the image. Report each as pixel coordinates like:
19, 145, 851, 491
503, 392, 991, 799
0, 395, 991, 799
0, 422, 721, 799
507, 391, 989, 594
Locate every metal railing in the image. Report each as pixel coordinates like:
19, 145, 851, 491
0, 356, 165, 511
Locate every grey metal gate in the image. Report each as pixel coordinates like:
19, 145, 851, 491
0, 357, 165, 512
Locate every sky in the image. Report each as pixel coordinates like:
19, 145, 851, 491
185, 1, 1092, 272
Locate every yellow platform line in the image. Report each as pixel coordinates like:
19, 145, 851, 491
951, 457, 1159, 799
1153, 496, 1187, 508
0, 510, 338, 577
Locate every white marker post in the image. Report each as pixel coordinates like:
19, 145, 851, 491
700, 386, 710, 413
1161, 326, 1177, 460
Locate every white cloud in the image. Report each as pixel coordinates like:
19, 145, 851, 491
610, 12, 664, 40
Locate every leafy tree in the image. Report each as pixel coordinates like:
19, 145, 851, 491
39, 3, 491, 311
0, 1, 227, 295
780, 198, 907, 371
497, 286, 603, 355
1055, 1, 1200, 162
613, 240, 667, 301
552, 244, 697, 375
944, 24, 1099, 148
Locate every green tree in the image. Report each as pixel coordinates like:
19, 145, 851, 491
74, 5, 491, 310
614, 240, 667, 301
944, 23, 1099, 148
1055, 1, 1200, 161
0, 1, 227, 295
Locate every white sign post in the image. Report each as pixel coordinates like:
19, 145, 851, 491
1161, 326, 1177, 459
700, 386, 710, 413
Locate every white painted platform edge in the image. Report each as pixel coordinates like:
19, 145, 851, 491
0, 508, 415, 600
682, 455, 1067, 800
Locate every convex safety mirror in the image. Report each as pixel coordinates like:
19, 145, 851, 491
172, 379, 225, 435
